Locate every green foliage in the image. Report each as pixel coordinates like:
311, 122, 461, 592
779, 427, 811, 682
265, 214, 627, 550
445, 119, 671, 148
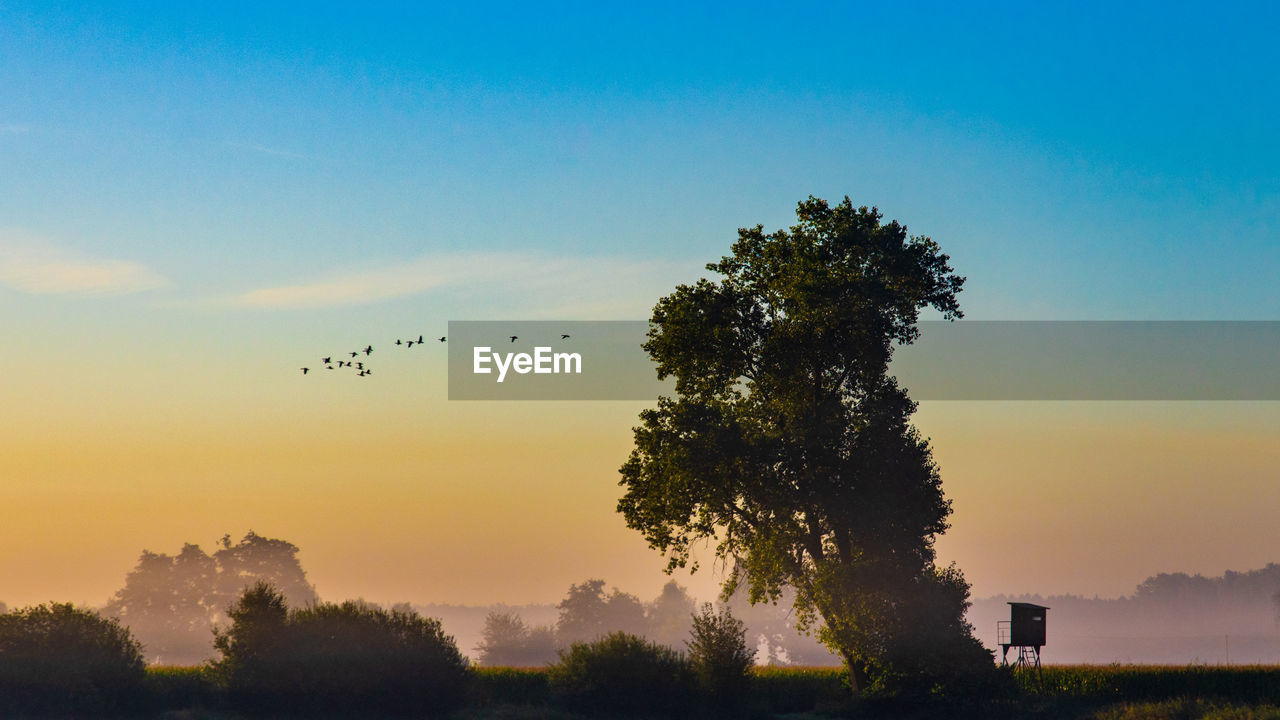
1092, 698, 1280, 720
547, 631, 695, 716
618, 196, 980, 693
687, 603, 755, 699
477, 611, 560, 666
471, 666, 553, 706
0, 602, 147, 715
212, 583, 470, 716
146, 665, 221, 711
1027, 665, 1280, 704
750, 666, 850, 714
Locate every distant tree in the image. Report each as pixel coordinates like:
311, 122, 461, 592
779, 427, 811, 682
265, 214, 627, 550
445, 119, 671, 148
617, 197, 988, 693
604, 588, 648, 636
526, 624, 559, 662
556, 579, 647, 644
105, 531, 317, 664
476, 611, 559, 666
723, 586, 838, 665
212, 531, 317, 609
104, 543, 220, 663
0, 603, 146, 715
646, 580, 697, 649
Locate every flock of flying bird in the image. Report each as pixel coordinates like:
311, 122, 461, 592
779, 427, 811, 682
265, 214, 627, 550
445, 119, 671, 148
300, 332, 571, 376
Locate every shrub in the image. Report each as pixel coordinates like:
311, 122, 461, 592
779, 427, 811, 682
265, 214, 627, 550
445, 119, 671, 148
687, 603, 755, 700
547, 631, 694, 716
0, 602, 147, 715
213, 583, 470, 716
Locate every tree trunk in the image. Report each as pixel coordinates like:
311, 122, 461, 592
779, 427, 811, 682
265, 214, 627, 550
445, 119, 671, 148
841, 650, 869, 695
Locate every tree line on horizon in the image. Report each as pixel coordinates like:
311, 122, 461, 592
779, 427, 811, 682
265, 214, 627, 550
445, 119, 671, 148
7, 534, 1279, 668
0, 580, 771, 718
67, 530, 840, 667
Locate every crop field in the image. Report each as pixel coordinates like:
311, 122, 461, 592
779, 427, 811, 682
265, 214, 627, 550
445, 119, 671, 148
129, 664, 1280, 719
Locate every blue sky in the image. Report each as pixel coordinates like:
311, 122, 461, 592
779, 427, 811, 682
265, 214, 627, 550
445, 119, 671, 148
3, 2, 1280, 606
5, 1, 1279, 320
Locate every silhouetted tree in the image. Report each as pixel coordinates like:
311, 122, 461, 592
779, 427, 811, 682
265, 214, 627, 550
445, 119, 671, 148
211, 581, 289, 704
214, 583, 468, 715
0, 603, 146, 715
212, 531, 317, 609
647, 580, 698, 649
617, 196, 988, 693
105, 531, 317, 664
556, 579, 647, 645
476, 611, 559, 666
688, 603, 755, 705
548, 631, 695, 716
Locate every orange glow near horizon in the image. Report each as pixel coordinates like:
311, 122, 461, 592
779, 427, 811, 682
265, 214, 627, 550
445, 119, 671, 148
5, 360, 1279, 611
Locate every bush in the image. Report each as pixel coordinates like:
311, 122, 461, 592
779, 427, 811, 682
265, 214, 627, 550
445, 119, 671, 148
0, 602, 147, 715
547, 631, 695, 716
213, 582, 470, 716
687, 603, 755, 700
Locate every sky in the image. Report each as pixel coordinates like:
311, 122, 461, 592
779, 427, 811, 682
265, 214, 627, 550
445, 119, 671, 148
2, 2, 1279, 609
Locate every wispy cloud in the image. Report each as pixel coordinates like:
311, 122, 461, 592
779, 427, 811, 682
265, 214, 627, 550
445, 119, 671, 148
233, 252, 699, 317
0, 123, 33, 135
0, 235, 169, 296
238, 262, 451, 308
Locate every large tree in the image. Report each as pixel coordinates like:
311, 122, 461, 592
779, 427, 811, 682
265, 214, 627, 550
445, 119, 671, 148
618, 196, 988, 692
105, 531, 317, 664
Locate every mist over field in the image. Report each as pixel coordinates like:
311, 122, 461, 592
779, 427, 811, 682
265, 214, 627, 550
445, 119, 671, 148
8, 533, 1274, 667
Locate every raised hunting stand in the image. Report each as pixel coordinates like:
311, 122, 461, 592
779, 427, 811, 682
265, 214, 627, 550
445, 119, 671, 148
997, 601, 1048, 671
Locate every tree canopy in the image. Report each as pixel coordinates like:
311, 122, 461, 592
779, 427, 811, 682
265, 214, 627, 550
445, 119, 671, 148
105, 531, 317, 664
617, 196, 987, 692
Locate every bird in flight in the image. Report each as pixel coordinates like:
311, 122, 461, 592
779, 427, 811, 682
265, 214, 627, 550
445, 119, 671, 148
417, 335, 424, 344
322, 357, 331, 365
301, 367, 309, 374
509, 335, 518, 343
396, 339, 402, 346
364, 345, 373, 356
438, 336, 446, 342
561, 334, 570, 339
406, 340, 415, 348
356, 362, 364, 370
349, 351, 358, 358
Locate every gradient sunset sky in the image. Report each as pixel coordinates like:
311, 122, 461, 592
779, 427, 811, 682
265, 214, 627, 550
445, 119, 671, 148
3, 2, 1279, 609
